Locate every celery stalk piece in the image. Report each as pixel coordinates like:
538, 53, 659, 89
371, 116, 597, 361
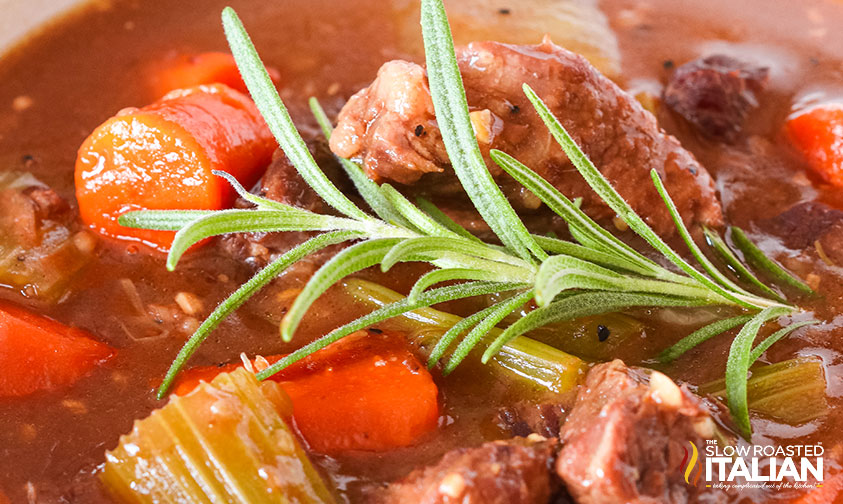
101, 368, 336, 504
0, 171, 93, 301
341, 279, 587, 394
699, 356, 828, 425
513, 312, 645, 362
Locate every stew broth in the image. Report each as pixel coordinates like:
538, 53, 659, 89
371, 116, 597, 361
1, 0, 842, 502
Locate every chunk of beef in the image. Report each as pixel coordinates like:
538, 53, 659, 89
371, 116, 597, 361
557, 360, 726, 504
818, 225, 843, 266
496, 401, 566, 439
331, 60, 448, 185
664, 55, 769, 142
331, 39, 723, 236
769, 201, 843, 249
375, 436, 558, 504
768, 201, 843, 265
220, 142, 336, 268
260, 146, 333, 214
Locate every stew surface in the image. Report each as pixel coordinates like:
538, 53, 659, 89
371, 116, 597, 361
1, 0, 842, 502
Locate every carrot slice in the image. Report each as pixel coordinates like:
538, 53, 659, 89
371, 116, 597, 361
786, 104, 843, 188
155, 52, 280, 97
173, 330, 440, 453
75, 84, 276, 250
0, 302, 114, 397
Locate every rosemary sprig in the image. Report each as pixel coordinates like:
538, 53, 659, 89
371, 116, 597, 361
420, 0, 545, 263
703, 225, 785, 302
119, 2, 815, 439
726, 306, 793, 438
730, 226, 814, 295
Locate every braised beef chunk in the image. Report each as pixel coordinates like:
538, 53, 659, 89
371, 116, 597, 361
331, 39, 723, 236
220, 143, 336, 267
376, 436, 558, 504
664, 55, 769, 142
818, 226, 843, 267
496, 401, 566, 438
557, 360, 724, 504
331, 60, 448, 185
259, 146, 334, 214
769, 201, 843, 265
769, 201, 843, 249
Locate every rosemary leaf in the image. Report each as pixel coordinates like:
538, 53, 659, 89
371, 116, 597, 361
427, 302, 501, 368
343, 279, 587, 394
420, 0, 545, 262
166, 209, 366, 271
379, 184, 458, 237
748, 320, 819, 364
657, 314, 754, 363
222, 8, 370, 221
308, 97, 405, 225
156, 230, 358, 398
730, 226, 813, 295
534, 255, 623, 305
725, 306, 792, 439
119, 210, 215, 231
211, 170, 295, 212
380, 236, 531, 271
703, 226, 785, 302
531, 234, 650, 275
568, 222, 614, 255
415, 197, 484, 243
280, 238, 405, 341
491, 149, 661, 277
535, 255, 716, 306
650, 169, 751, 296
409, 268, 508, 300
483, 291, 713, 362
445, 289, 534, 373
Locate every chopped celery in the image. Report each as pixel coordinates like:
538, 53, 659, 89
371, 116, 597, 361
476, 290, 646, 361
342, 279, 587, 394
0, 172, 92, 300
513, 312, 645, 361
699, 356, 827, 425
102, 368, 336, 504
0, 227, 91, 299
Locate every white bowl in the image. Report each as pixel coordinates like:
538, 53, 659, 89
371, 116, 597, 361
0, 0, 81, 53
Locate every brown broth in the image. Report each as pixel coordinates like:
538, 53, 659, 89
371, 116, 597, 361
0, 0, 842, 502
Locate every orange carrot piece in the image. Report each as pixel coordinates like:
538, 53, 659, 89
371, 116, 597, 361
75, 84, 276, 249
173, 330, 440, 453
791, 473, 843, 504
0, 302, 114, 397
786, 104, 843, 188
280, 332, 440, 453
155, 52, 280, 97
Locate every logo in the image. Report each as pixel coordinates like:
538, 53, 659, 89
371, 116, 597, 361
681, 441, 702, 486
681, 440, 824, 492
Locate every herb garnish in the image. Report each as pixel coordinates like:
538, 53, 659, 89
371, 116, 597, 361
120, 0, 816, 439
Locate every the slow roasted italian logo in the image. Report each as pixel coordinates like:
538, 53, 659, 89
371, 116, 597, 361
680, 439, 824, 491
